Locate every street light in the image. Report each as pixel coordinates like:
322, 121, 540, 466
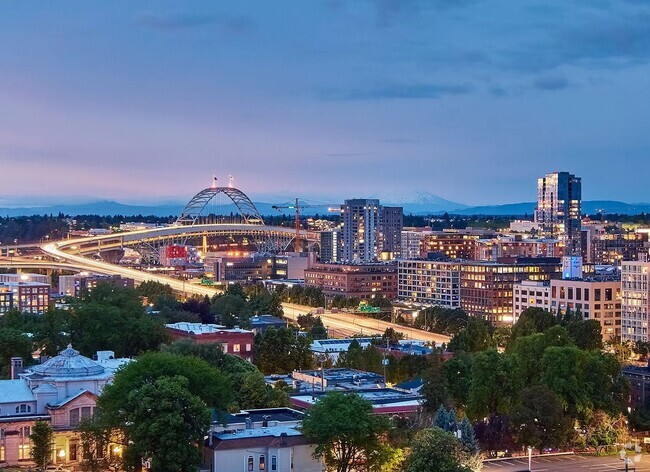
619, 443, 642, 472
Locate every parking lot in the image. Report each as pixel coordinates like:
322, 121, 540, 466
483, 454, 650, 472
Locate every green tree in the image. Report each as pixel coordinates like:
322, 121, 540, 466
309, 317, 328, 340
540, 346, 590, 417
0, 328, 33, 378
583, 411, 626, 452
566, 319, 603, 350
161, 341, 280, 411
301, 392, 391, 472
70, 284, 168, 357
254, 328, 314, 374
511, 385, 574, 453
34, 308, 71, 357
510, 307, 557, 342
136, 281, 175, 307
30, 420, 53, 471
211, 294, 251, 327
467, 349, 519, 420
98, 352, 231, 416
458, 417, 480, 455
444, 354, 473, 410
508, 326, 574, 386
420, 354, 449, 413
448, 318, 494, 353
124, 376, 210, 472
405, 428, 473, 472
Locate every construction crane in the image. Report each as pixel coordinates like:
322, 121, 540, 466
271, 199, 340, 252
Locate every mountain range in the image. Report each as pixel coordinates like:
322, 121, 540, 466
1, 193, 649, 217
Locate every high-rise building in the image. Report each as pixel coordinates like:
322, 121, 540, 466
320, 228, 342, 263
379, 207, 403, 257
621, 253, 650, 343
535, 172, 582, 256
341, 199, 381, 262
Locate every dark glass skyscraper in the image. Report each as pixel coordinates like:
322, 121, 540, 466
535, 172, 582, 256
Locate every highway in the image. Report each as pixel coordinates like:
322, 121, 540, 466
484, 454, 649, 471
34, 237, 448, 343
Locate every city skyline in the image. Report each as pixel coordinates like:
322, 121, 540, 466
2, 1, 650, 204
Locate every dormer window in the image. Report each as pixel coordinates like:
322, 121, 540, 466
15, 404, 31, 414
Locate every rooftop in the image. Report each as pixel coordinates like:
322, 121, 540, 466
165, 322, 252, 334
27, 345, 106, 378
214, 425, 302, 441
0, 379, 35, 404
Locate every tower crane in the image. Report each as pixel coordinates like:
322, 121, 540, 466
271, 199, 340, 252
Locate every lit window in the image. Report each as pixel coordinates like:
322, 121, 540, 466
248, 456, 254, 471
18, 444, 30, 460
260, 455, 266, 470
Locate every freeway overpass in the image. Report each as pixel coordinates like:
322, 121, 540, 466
33, 228, 450, 344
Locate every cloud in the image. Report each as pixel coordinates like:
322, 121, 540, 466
319, 82, 473, 100
504, 10, 650, 72
534, 76, 570, 91
135, 12, 255, 35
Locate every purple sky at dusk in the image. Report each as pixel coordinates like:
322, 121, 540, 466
1, 1, 650, 206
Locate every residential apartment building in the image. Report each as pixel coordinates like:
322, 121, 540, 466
514, 276, 623, 340
398, 260, 461, 308
341, 199, 381, 262
535, 171, 582, 256
592, 232, 649, 265
551, 277, 621, 341
401, 228, 433, 260
397, 257, 562, 324
58, 274, 134, 298
512, 280, 552, 318
419, 232, 485, 260
0, 282, 50, 314
474, 236, 562, 261
461, 257, 563, 324
304, 263, 398, 300
379, 206, 403, 257
621, 254, 650, 343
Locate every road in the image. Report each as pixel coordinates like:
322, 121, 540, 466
36, 239, 447, 343
284, 304, 451, 343
484, 454, 649, 472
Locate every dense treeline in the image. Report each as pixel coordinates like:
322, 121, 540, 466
416, 307, 629, 455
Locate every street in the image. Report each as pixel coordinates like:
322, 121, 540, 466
484, 454, 649, 472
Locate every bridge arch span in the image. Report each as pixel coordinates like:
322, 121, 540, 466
176, 187, 264, 226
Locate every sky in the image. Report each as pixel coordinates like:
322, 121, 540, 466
1, 0, 649, 206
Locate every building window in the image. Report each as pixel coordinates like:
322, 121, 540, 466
81, 406, 92, 420
271, 456, 277, 471
18, 444, 30, 460
233, 344, 241, 353
246, 343, 252, 352
0, 445, 4, 462
260, 455, 266, 470
248, 456, 254, 471
19, 426, 30, 438
15, 404, 31, 414
70, 443, 78, 461
70, 408, 80, 426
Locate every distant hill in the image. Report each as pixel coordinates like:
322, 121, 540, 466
2, 198, 650, 218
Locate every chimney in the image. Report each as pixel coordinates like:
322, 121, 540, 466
262, 415, 270, 428
11, 357, 23, 379
245, 418, 252, 429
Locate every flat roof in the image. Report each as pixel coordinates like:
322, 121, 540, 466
214, 425, 302, 441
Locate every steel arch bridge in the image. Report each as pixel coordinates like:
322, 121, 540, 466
176, 187, 264, 226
